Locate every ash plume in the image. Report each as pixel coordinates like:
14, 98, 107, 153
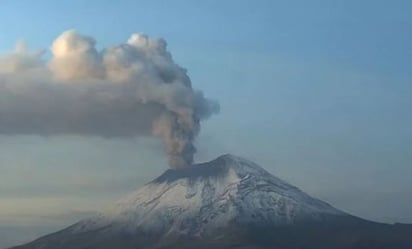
0, 30, 219, 169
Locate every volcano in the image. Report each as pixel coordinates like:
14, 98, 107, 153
9, 154, 412, 249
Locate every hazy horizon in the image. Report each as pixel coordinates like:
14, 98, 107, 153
0, 1, 411, 248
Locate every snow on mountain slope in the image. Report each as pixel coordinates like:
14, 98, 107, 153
71, 154, 346, 237
10, 155, 412, 249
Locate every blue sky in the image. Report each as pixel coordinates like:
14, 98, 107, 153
1, 0, 411, 74
0, 0, 411, 248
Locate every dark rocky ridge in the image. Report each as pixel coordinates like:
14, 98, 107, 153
153, 155, 230, 183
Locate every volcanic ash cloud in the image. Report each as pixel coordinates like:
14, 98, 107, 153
0, 30, 219, 169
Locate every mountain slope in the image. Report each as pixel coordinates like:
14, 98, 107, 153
9, 154, 412, 249
103, 154, 346, 233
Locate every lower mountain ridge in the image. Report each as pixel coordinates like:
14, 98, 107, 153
9, 154, 412, 249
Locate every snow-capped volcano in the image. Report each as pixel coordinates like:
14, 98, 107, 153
101, 154, 344, 232
9, 155, 412, 249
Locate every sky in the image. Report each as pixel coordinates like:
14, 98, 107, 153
0, 0, 411, 248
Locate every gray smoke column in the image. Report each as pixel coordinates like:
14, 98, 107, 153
0, 30, 219, 169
